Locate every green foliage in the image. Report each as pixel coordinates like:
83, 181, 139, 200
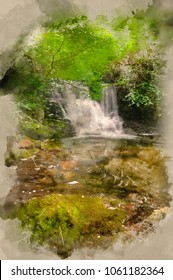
19, 115, 74, 140
104, 12, 165, 121
24, 16, 115, 85
118, 50, 164, 107
86, 80, 103, 101
9, 10, 166, 124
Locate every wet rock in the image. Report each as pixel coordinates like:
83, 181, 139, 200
19, 147, 40, 159
41, 139, 61, 150
19, 117, 57, 140
1, 136, 172, 258
59, 160, 78, 171
18, 138, 35, 149
125, 203, 154, 225
137, 132, 159, 140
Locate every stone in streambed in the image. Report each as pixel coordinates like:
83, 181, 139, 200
59, 160, 78, 171
18, 138, 35, 149
41, 139, 61, 150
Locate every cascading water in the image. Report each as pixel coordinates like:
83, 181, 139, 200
54, 83, 123, 137
102, 85, 123, 131
0, 80, 173, 261
1, 0, 173, 262
102, 85, 118, 117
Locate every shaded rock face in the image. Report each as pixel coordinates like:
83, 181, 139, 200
1, 136, 172, 258
17, 80, 87, 141
19, 115, 75, 141
0, 68, 16, 89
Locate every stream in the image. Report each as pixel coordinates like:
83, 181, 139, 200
1, 0, 173, 260
0, 93, 173, 259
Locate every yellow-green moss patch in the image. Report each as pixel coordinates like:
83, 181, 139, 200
17, 194, 125, 257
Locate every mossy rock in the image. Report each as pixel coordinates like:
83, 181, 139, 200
5, 153, 17, 167
18, 147, 39, 159
19, 115, 75, 140
19, 117, 60, 140
17, 194, 125, 258
41, 139, 61, 150
43, 119, 75, 138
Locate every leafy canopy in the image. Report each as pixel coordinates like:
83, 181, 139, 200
11, 10, 165, 121
24, 16, 115, 88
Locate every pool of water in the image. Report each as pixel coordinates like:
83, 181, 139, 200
0, 95, 173, 260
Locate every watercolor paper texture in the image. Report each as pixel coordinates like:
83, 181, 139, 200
0, 0, 173, 260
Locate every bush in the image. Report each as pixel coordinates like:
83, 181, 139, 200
3, 10, 166, 125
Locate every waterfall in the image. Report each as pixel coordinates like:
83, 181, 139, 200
102, 85, 118, 117
66, 84, 123, 137
53, 83, 123, 137
102, 85, 123, 130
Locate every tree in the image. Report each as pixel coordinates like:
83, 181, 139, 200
9, 12, 165, 124
18, 15, 116, 100
103, 12, 165, 122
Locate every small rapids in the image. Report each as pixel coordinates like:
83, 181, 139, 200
1, 0, 173, 261
0, 92, 173, 260
54, 84, 123, 137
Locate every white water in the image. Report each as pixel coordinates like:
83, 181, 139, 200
1, 92, 173, 260
63, 85, 123, 137
1, 0, 173, 260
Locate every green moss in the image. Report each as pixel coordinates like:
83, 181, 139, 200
19, 116, 60, 140
5, 152, 17, 167
19, 148, 39, 159
17, 194, 125, 257
18, 112, 75, 141
41, 139, 61, 150
43, 119, 75, 138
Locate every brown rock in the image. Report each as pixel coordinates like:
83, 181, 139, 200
18, 138, 35, 149
59, 161, 78, 171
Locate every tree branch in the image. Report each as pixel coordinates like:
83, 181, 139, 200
53, 42, 97, 65
44, 36, 66, 79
